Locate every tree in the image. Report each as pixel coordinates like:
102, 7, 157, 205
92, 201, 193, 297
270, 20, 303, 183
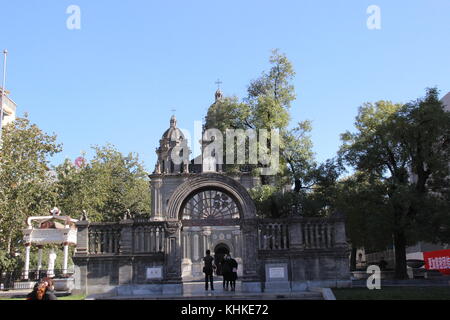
334, 172, 393, 270
0, 116, 62, 262
55, 157, 106, 221
205, 49, 299, 181
339, 88, 450, 278
206, 49, 296, 133
281, 121, 315, 192
55, 144, 151, 222
205, 96, 251, 132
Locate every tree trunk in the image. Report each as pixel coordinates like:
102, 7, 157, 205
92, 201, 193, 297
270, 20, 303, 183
6, 234, 12, 255
350, 246, 357, 271
294, 179, 301, 193
394, 230, 408, 279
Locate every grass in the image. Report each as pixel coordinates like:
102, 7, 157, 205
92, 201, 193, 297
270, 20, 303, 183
333, 286, 450, 300
59, 294, 86, 300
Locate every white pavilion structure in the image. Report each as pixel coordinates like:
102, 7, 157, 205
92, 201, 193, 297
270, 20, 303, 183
22, 207, 78, 281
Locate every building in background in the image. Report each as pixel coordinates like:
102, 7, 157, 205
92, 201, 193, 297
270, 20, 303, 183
1, 88, 17, 127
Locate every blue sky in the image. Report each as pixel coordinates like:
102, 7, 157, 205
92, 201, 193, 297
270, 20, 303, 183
1, 0, 449, 172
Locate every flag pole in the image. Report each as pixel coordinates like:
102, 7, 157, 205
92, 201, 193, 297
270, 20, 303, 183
0, 49, 8, 142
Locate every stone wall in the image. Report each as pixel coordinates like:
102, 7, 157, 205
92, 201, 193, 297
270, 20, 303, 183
256, 216, 351, 292
72, 214, 350, 296
72, 219, 178, 295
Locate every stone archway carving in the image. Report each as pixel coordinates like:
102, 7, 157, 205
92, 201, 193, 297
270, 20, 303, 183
166, 173, 257, 221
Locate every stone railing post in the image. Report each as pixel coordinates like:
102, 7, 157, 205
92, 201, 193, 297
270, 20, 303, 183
331, 211, 347, 248
118, 219, 134, 285
74, 220, 89, 255
119, 219, 134, 254
164, 221, 182, 281
241, 219, 261, 292
288, 219, 304, 250
72, 220, 89, 295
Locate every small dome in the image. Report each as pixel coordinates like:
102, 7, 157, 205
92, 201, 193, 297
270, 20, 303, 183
162, 115, 185, 141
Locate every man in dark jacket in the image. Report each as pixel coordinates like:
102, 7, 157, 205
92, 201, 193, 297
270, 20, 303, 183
228, 255, 238, 291
203, 250, 215, 291
221, 255, 232, 291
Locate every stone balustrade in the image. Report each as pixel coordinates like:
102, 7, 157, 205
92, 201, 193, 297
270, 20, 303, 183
133, 224, 166, 253
302, 220, 334, 249
258, 222, 290, 250
88, 224, 121, 254
82, 221, 167, 255
257, 216, 345, 251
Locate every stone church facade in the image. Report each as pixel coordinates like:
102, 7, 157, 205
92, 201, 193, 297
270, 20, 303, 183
149, 113, 261, 282
72, 91, 351, 296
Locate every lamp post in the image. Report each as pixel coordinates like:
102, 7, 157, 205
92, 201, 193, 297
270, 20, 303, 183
0, 49, 8, 142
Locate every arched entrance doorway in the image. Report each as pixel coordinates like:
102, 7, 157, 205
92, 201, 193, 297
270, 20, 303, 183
214, 243, 230, 276
178, 188, 242, 280
166, 173, 260, 284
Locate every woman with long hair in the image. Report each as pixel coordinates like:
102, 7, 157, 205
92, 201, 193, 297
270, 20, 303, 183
27, 277, 58, 300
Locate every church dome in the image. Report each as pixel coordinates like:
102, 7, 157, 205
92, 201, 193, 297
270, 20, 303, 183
162, 115, 185, 142
154, 115, 190, 175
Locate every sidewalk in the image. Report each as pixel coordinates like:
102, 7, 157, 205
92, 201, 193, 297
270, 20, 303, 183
91, 281, 324, 300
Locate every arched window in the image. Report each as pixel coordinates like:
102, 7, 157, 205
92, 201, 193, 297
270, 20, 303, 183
182, 190, 240, 220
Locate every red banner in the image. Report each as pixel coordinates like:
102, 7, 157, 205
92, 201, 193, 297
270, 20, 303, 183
423, 249, 450, 275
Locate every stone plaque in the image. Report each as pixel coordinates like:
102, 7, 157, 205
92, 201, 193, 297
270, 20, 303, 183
265, 263, 288, 282
269, 267, 285, 279
146, 267, 163, 280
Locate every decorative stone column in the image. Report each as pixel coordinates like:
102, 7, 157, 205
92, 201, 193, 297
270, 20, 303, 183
202, 227, 212, 252
118, 218, 134, 285
163, 221, 183, 294
74, 220, 89, 255
181, 231, 192, 278
47, 250, 57, 278
332, 214, 347, 248
62, 242, 69, 274
37, 245, 43, 272
23, 243, 31, 280
150, 177, 163, 221
73, 219, 89, 294
288, 219, 305, 250
240, 219, 261, 292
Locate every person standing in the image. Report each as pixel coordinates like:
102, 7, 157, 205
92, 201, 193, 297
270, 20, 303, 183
229, 255, 238, 292
221, 255, 232, 291
379, 257, 388, 271
203, 250, 215, 291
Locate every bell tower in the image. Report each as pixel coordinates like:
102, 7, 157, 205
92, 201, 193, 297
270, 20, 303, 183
154, 115, 190, 174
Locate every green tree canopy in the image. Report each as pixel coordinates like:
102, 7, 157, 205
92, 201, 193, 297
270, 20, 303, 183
339, 88, 450, 278
55, 144, 151, 222
205, 49, 310, 183
0, 116, 62, 261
